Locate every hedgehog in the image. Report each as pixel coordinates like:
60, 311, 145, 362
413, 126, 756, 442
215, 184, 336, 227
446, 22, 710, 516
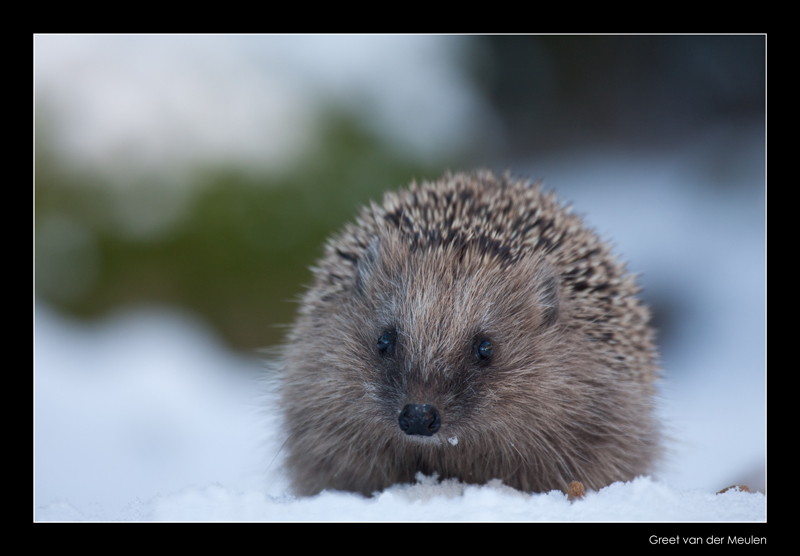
280, 170, 660, 496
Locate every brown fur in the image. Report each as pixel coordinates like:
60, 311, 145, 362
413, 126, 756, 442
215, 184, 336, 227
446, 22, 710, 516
281, 170, 660, 496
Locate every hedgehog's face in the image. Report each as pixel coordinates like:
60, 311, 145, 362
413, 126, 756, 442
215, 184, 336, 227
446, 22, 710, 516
282, 174, 660, 496
297, 231, 574, 446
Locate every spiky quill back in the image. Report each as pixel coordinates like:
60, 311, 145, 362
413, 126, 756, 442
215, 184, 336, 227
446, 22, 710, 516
281, 170, 660, 496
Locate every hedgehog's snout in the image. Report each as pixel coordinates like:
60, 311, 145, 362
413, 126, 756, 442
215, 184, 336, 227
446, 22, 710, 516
398, 404, 441, 436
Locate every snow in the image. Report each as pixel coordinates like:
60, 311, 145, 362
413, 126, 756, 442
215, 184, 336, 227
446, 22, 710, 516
34, 35, 487, 175
37, 476, 759, 522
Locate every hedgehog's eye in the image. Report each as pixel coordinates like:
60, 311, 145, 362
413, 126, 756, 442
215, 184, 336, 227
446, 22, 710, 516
476, 339, 493, 361
377, 329, 397, 355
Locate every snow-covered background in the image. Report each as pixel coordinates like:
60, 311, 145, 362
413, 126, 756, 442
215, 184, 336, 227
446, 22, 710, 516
34, 36, 765, 521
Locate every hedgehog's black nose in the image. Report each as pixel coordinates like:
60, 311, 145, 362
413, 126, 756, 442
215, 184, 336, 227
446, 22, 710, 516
398, 404, 441, 436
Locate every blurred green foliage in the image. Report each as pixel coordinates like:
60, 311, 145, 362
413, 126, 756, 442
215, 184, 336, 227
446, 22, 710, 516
35, 111, 443, 351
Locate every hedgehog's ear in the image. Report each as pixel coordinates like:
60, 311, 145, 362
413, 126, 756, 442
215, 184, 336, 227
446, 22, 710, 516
537, 265, 560, 328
